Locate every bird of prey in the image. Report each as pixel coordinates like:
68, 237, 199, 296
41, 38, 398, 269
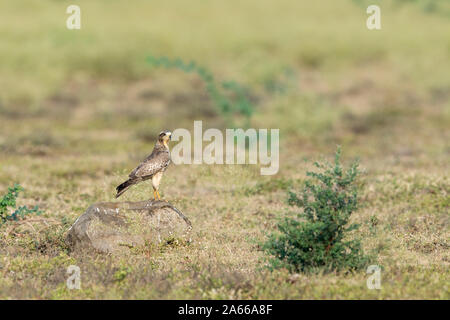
116, 130, 172, 200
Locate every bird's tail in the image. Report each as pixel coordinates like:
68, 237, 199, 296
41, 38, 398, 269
115, 179, 135, 198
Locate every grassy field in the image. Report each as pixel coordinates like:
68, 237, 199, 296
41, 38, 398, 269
0, 0, 448, 299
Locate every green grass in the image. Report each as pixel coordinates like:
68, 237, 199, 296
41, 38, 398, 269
1, 0, 450, 106
0, 0, 448, 299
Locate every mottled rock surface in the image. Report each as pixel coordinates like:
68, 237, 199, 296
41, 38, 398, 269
66, 200, 192, 254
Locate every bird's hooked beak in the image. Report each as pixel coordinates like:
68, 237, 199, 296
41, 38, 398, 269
160, 131, 172, 147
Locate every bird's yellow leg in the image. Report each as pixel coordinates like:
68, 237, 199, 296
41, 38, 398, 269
153, 190, 157, 200
156, 190, 161, 200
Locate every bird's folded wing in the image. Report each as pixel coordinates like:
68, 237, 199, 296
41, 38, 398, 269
130, 151, 170, 179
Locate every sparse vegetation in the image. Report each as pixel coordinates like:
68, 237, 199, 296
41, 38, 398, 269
244, 178, 294, 196
352, 0, 450, 18
0, 184, 41, 226
147, 55, 254, 127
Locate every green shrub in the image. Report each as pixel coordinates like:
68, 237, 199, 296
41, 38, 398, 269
263, 147, 369, 273
0, 183, 41, 226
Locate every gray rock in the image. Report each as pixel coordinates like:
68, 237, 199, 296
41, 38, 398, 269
66, 200, 192, 254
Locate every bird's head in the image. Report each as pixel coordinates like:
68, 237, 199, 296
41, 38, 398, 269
158, 130, 172, 148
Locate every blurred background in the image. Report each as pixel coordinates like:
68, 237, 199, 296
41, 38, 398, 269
1, 0, 449, 160
0, 0, 448, 299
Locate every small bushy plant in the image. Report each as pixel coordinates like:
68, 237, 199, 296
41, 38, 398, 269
263, 147, 369, 273
0, 184, 41, 225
